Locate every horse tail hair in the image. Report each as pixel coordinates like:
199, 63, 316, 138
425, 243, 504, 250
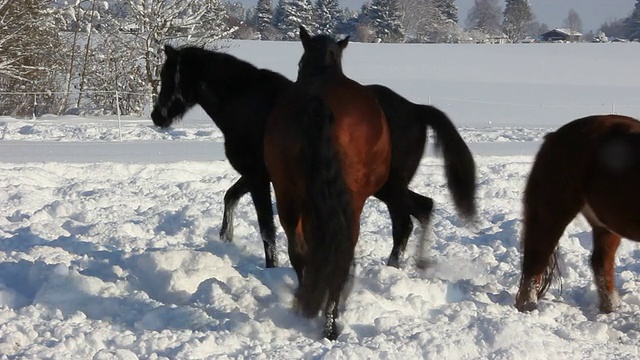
296, 96, 354, 318
419, 105, 477, 220
536, 251, 562, 298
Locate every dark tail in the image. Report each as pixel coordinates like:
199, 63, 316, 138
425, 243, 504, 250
420, 105, 477, 220
535, 251, 562, 298
296, 96, 354, 318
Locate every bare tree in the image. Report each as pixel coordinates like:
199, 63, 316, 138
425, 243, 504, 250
563, 8, 582, 36
112, 0, 235, 97
465, 0, 502, 35
0, 0, 64, 116
0, 0, 32, 81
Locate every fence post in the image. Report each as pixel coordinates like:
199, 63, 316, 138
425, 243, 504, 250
32, 94, 37, 120
612, 102, 616, 114
115, 89, 122, 142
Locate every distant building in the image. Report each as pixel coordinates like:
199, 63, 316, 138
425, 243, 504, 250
540, 29, 582, 42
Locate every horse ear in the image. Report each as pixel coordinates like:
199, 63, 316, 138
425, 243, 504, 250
164, 44, 178, 59
299, 25, 311, 47
338, 36, 350, 50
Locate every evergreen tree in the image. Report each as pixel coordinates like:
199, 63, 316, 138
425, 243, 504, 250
598, 18, 626, 40
434, 0, 457, 24
466, 0, 502, 35
315, 0, 341, 35
363, 0, 404, 42
254, 0, 274, 39
625, 0, 640, 40
502, 0, 534, 43
273, 0, 315, 40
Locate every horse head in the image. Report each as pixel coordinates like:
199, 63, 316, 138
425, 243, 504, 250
151, 45, 198, 128
297, 26, 350, 79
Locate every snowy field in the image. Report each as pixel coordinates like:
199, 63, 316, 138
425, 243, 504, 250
1, 41, 640, 359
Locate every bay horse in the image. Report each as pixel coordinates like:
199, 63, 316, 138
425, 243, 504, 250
515, 114, 640, 313
264, 27, 391, 339
150, 44, 476, 269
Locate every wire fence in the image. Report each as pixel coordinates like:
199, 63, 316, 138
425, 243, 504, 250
0, 90, 154, 119
2, 90, 639, 123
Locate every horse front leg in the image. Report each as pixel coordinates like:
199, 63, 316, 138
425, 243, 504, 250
515, 212, 574, 312
591, 226, 621, 313
220, 177, 250, 242
249, 179, 278, 268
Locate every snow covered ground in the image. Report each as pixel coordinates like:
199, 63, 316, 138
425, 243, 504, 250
1, 41, 640, 359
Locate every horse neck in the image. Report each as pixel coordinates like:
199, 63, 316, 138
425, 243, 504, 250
195, 63, 267, 133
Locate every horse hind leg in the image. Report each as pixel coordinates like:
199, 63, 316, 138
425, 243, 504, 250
322, 283, 344, 340
375, 185, 413, 268
409, 190, 435, 269
249, 180, 278, 268
220, 177, 250, 242
589, 224, 622, 313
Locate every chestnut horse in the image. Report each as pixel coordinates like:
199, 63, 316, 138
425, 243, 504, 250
515, 114, 640, 313
264, 27, 391, 339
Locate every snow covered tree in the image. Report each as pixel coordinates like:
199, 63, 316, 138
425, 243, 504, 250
397, 0, 432, 41
254, 0, 277, 39
0, 0, 64, 116
502, 0, 534, 43
107, 0, 234, 99
85, 32, 148, 115
434, 0, 457, 24
336, 8, 370, 41
273, 0, 315, 40
465, 0, 502, 35
394, 0, 461, 43
362, 0, 404, 42
315, 0, 341, 35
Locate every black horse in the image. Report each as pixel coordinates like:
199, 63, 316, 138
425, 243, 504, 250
151, 42, 476, 269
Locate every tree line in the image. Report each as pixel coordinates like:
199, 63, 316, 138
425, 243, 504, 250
1, 0, 639, 117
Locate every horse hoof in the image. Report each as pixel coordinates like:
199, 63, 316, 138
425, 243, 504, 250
416, 257, 436, 270
599, 292, 621, 313
515, 300, 538, 312
387, 256, 400, 269
219, 231, 233, 243
323, 326, 340, 341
